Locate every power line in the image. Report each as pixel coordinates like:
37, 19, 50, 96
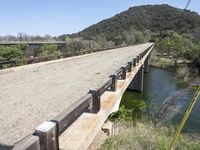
185, 0, 191, 9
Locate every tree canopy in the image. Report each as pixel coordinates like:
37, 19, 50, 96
0, 44, 27, 60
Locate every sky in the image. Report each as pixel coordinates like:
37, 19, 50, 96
0, 0, 199, 36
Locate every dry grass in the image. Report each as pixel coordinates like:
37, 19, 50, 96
101, 121, 200, 150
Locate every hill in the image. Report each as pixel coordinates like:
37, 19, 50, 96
75, 4, 200, 43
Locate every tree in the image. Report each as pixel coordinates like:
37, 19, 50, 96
17, 32, 28, 41
0, 45, 26, 60
37, 44, 58, 56
156, 31, 195, 58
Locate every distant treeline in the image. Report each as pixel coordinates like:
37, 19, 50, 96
0, 33, 55, 42
0, 44, 59, 60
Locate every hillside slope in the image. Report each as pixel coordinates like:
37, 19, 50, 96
73, 4, 200, 42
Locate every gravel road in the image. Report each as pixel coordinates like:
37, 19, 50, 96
0, 43, 152, 146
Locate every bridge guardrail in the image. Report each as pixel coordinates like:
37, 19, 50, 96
51, 94, 93, 135
11, 44, 154, 150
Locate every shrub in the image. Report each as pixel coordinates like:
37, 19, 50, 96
176, 67, 189, 81
0, 45, 26, 60
37, 44, 58, 56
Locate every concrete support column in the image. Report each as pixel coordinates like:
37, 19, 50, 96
144, 56, 149, 73
127, 65, 144, 92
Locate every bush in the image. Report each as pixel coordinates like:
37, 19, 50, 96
109, 106, 132, 121
156, 31, 194, 58
37, 44, 58, 56
176, 67, 189, 81
0, 45, 26, 60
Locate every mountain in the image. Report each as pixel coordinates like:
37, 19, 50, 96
69, 4, 200, 43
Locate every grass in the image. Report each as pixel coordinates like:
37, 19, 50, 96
101, 121, 200, 150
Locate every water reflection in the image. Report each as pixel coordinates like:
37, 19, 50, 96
143, 67, 200, 133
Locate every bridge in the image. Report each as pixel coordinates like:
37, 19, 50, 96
0, 43, 154, 150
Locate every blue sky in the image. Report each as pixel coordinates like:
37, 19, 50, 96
0, 0, 199, 36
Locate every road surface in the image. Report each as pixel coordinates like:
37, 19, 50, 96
0, 43, 152, 146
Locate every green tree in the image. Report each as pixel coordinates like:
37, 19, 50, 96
156, 32, 194, 58
0, 45, 25, 60
37, 44, 58, 56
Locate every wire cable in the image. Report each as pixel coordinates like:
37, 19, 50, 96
185, 0, 191, 9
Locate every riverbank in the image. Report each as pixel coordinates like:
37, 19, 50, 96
150, 48, 200, 85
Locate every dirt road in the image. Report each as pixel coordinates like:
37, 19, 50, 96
0, 43, 152, 146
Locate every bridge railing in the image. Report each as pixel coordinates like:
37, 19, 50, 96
12, 44, 154, 150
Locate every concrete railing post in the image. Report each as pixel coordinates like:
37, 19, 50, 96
12, 60, 16, 67
89, 89, 101, 113
139, 54, 142, 60
110, 74, 117, 91
35, 121, 59, 150
121, 66, 126, 80
127, 62, 132, 72
136, 56, 140, 63
133, 58, 137, 67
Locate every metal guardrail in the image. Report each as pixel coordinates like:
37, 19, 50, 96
0, 60, 16, 69
11, 44, 153, 150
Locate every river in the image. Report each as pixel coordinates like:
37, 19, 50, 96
121, 67, 200, 133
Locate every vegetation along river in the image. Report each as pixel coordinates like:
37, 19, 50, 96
120, 67, 200, 133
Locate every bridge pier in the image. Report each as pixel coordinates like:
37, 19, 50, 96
127, 65, 144, 92
144, 55, 149, 73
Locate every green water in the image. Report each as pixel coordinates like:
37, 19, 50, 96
120, 67, 200, 133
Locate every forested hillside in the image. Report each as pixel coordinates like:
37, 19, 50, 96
59, 4, 200, 43
76, 4, 200, 43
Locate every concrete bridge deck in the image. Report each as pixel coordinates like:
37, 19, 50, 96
0, 43, 152, 146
